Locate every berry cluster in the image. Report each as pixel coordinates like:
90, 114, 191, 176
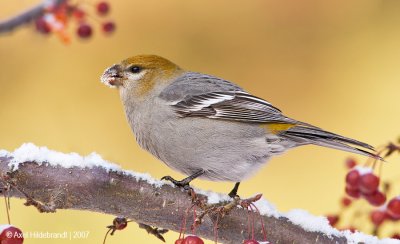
369, 197, 400, 226
345, 167, 386, 206
34, 1, 115, 43
326, 140, 400, 240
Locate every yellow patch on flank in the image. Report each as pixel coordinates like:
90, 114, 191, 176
262, 123, 297, 134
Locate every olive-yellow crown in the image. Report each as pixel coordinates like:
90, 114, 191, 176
101, 55, 183, 97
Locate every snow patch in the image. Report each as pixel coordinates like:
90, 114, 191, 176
0, 225, 12, 234
0, 143, 167, 187
283, 209, 399, 244
1, 143, 399, 243
194, 189, 231, 204
284, 209, 340, 236
252, 198, 279, 218
343, 231, 400, 244
354, 165, 373, 175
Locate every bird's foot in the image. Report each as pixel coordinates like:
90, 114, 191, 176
228, 182, 241, 198
161, 170, 205, 191
160, 175, 192, 190
191, 194, 264, 230
215, 194, 263, 219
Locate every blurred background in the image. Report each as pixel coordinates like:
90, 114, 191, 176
1, 0, 400, 243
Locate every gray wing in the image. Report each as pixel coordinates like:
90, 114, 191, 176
159, 72, 380, 159
159, 72, 303, 125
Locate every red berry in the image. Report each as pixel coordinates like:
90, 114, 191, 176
0, 225, 24, 244
387, 197, 400, 220
359, 173, 380, 194
345, 158, 357, 169
102, 21, 115, 34
73, 8, 86, 20
184, 235, 204, 244
175, 239, 185, 244
365, 191, 386, 206
243, 240, 260, 244
345, 186, 360, 198
370, 210, 387, 226
35, 17, 51, 34
327, 215, 339, 226
97, 1, 110, 15
77, 23, 92, 38
341, 197, 352, 207
113, 217, 127, 230
345, 170, 360, 190
391, 233, 400, 239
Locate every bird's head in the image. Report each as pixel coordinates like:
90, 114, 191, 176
101, 55, 183, 98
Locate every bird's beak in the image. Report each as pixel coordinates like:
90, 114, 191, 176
100, 64, 124, 88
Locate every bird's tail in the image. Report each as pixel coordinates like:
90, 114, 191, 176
279, 125, 382, 160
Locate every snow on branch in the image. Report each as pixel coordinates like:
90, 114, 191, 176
0, 143, 396, 243
0, 0, 66, 33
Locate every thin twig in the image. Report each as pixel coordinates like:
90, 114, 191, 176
0, 0, 66, 33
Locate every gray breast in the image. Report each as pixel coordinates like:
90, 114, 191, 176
128, 98, 280, 182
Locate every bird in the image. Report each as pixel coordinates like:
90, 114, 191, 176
100, 54, 380, 197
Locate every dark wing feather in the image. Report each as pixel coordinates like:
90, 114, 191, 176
172, 91, 309, 125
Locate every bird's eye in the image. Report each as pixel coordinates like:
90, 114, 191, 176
129, 66, 142, 73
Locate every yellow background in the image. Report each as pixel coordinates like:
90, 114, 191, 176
1, 0, 400, 243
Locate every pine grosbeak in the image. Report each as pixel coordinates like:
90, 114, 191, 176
101, 55, 379, 196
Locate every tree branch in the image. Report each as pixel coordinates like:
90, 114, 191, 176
0, 146, 390, 243
0, 0, 66, 33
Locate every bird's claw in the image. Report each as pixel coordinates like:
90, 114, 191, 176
228, 182, 241, 198
161, 175, 192, 190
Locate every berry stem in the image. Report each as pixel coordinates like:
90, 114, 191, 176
247, 208, 251, 240
102, 228, 112, 244
213, 212, 220, 244
3, 188, 10, 224
249, 205, 255, 240
179, 205, 194, 239
251, 203, 267, 241
192, 206, 197, 235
